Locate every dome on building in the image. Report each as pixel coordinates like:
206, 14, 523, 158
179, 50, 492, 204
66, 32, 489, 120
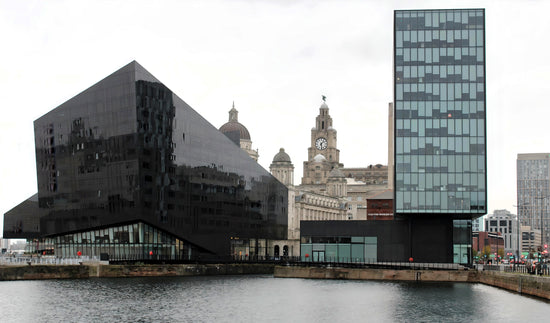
313, 154, 327, 163
219, 121, 251, 140
273, 148, 291, 163
328, 167, 345, 178
219, 104, 251, 140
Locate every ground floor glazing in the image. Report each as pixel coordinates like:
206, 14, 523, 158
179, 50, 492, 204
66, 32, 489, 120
300, 236, 377, 262
29, 222, 198, 261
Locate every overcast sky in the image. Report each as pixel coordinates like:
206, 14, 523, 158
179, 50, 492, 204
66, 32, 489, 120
1, 0, 549, 234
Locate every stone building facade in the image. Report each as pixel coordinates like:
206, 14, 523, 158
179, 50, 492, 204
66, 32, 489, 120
268, 99, 389, 257
223, 98, 390, 258
297, 99, 388, 219
341, 165, 388, 185
301, 101, 342, 185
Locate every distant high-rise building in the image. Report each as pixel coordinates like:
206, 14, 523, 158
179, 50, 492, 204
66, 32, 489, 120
517, 153, 550, 248
394, 9, 487, 264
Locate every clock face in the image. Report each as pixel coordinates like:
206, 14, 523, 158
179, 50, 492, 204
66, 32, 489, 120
315, 137, 328, 150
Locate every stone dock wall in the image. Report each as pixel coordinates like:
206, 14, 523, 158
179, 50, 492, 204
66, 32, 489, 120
478, 270, 550, 300
273, 266, 478, 282
274, 266, 550, 300
0, 264, 90, 280
0, 263, 274, 281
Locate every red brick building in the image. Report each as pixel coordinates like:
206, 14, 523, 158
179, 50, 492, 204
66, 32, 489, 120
473, 231, 504, 259
366, 189, 393, 220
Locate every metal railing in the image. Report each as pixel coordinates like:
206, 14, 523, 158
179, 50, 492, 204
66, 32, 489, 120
481, 263, 550, 276
1, 254, 467, 271
0, 255, 98, 266
287, 257, 463, 270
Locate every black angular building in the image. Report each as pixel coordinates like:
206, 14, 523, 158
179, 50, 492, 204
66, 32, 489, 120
3, 61, 288, 261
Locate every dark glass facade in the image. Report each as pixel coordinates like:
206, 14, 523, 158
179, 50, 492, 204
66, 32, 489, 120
394, 9, 486, 217
4, 61, 287, 261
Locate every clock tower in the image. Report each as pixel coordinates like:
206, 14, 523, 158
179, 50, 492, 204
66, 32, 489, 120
301, 98, 343, 185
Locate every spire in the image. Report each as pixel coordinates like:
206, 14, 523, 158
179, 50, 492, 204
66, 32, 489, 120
229, 102, 238, 122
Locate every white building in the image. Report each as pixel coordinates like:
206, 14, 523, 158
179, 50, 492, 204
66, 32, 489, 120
472, 215, 485, 232
485, 209, 519, 256
521, 225, 541, 254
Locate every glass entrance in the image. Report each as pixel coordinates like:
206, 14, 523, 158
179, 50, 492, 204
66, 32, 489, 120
313, 251, 325, 262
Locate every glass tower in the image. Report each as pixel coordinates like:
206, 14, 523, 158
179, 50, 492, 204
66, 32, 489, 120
394, 9, 486, 217
517, 153, 550, 248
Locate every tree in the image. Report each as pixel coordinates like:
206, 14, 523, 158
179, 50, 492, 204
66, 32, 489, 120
529, 248, 535, 260
481, 245, 492, 260
498, 248, 504, 258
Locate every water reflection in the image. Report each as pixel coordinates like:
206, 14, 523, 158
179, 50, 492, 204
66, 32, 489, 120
1, 276, 548, 322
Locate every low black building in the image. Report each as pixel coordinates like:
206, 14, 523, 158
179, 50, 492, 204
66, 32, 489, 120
3, 61, 288, 261
301, 217, 471, 264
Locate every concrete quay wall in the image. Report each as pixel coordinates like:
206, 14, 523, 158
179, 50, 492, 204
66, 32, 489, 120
478, 270, 550, 300
92, 263, 274, 278
0, 265, 90, 280
274, 266, 478, 282
273, 266, 550, 300
0, 263, 275, 281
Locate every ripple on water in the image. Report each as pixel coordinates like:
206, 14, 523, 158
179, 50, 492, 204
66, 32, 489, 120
0, 275, 549, 323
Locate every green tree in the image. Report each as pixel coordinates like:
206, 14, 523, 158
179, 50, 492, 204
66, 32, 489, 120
481, 245, 492, 260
